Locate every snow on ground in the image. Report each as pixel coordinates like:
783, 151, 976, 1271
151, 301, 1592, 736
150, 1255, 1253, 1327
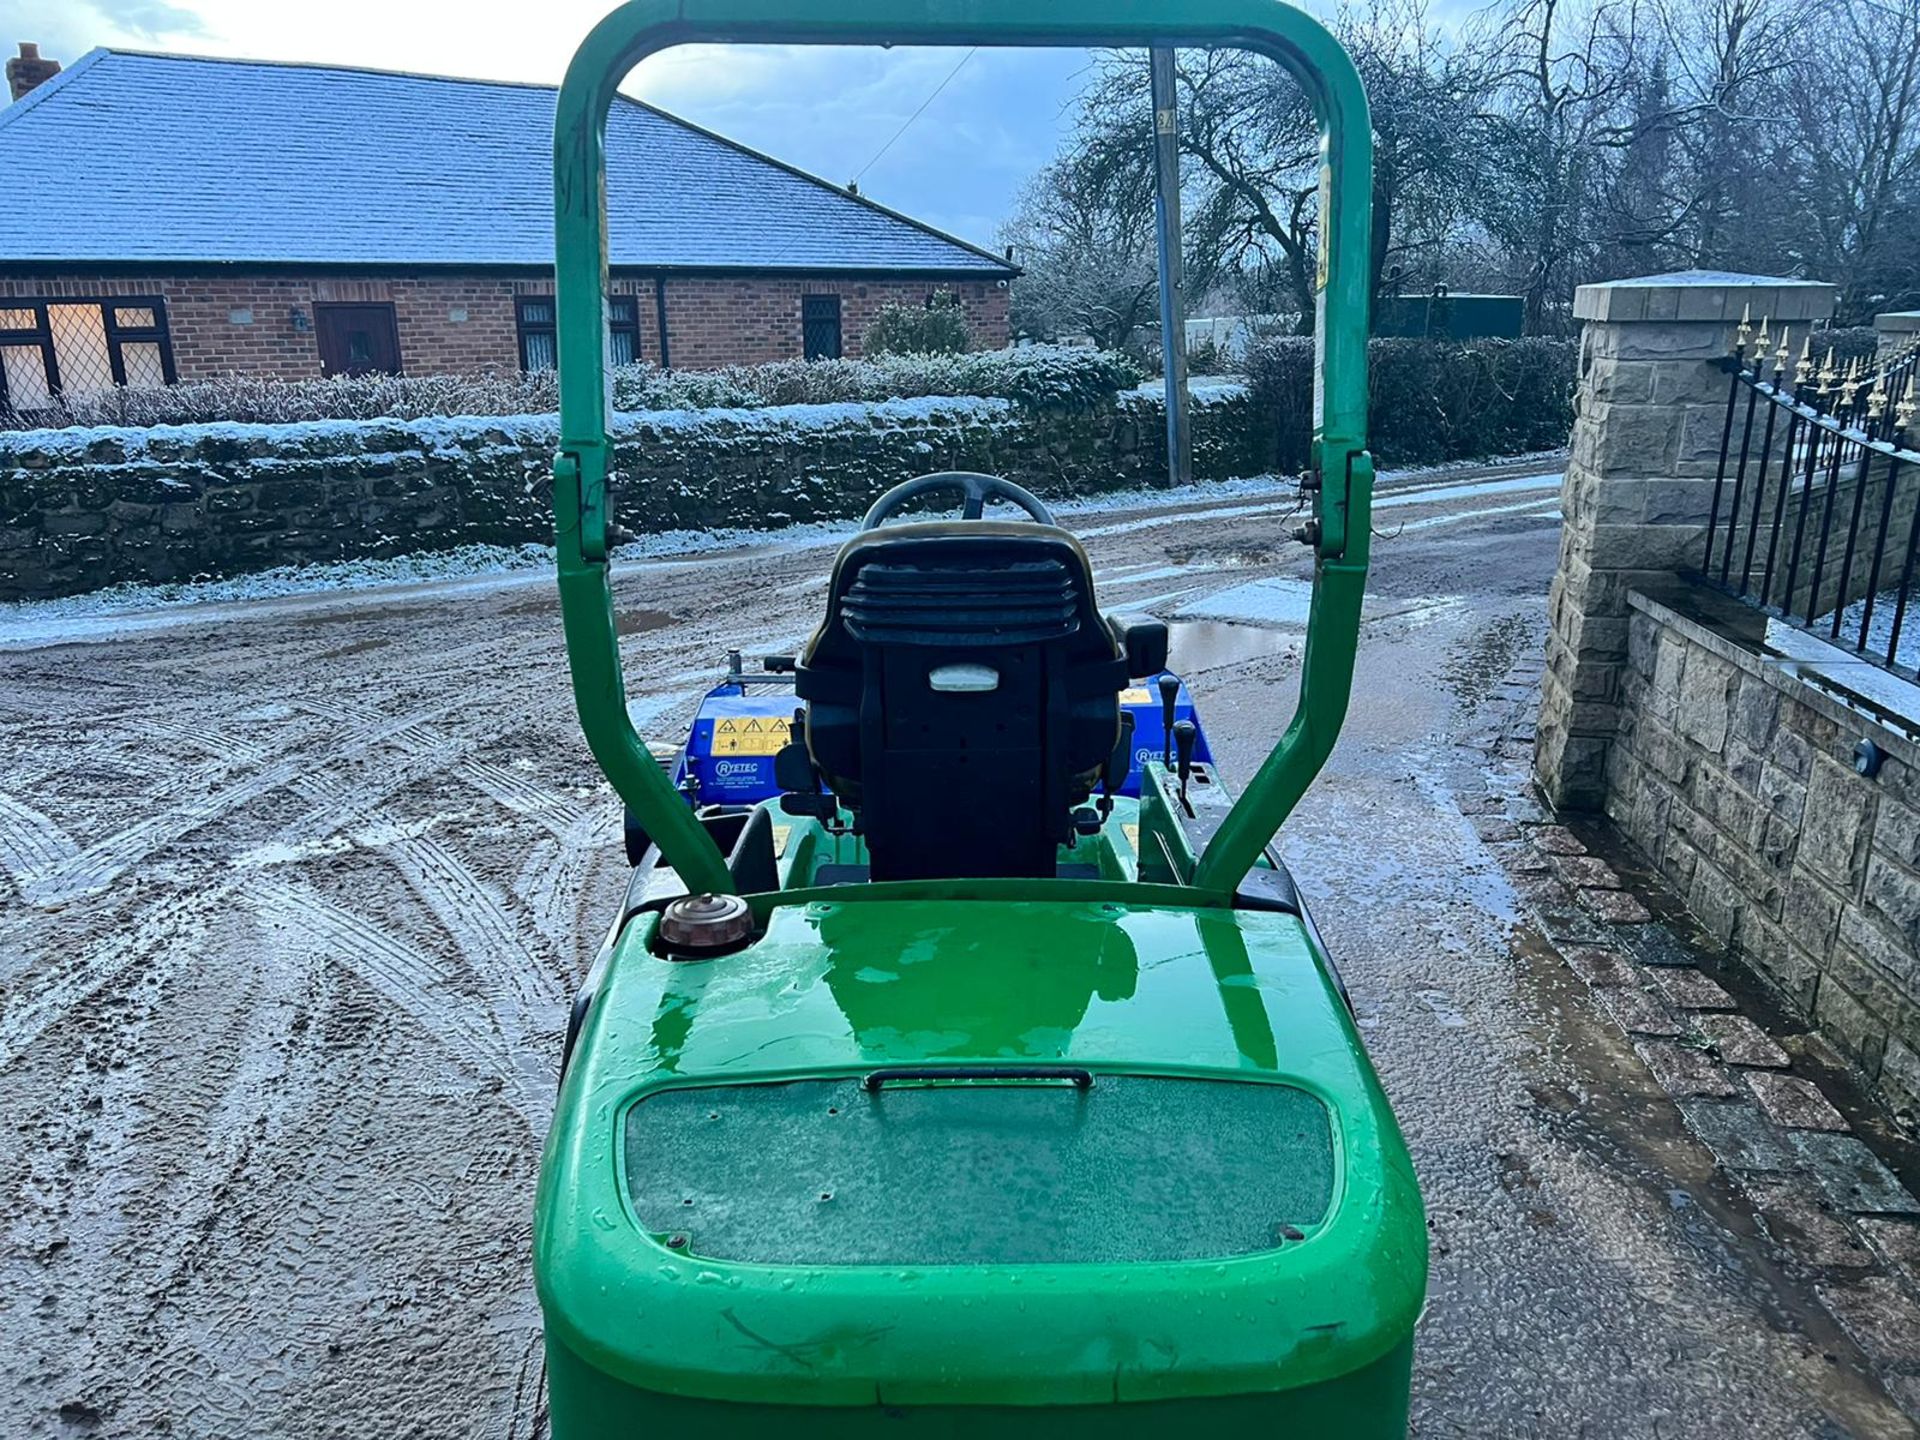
0, 475, 1296, 648
1375, 471, 1563, 508
1834, 587, 1920, 670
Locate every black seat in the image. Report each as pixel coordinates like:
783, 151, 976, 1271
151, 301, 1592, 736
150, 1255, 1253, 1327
794, 521, 1130, 881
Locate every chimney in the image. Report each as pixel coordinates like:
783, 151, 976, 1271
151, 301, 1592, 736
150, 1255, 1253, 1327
7, 44, 60, 103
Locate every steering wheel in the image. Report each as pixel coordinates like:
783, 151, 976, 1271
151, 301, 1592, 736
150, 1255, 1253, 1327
860, 471, 1057, 531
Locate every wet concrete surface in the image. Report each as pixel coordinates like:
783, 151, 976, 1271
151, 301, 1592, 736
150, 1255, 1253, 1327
1, 457, 1916, 1437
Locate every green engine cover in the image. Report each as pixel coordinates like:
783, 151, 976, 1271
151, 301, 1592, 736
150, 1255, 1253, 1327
534, 898, 1427, 1432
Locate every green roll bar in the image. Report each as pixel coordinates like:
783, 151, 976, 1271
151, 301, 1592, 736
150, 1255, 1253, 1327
552, 0, 1374, 899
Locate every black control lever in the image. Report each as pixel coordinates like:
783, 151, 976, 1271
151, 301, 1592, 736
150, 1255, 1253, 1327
1098, 711, 1135, 821
1173, 719, 1197, 811
776, 706, 835, 822
1157, 673, 1181, 765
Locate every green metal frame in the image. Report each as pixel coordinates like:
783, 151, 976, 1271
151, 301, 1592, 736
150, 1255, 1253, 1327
551, 0, 1375, 898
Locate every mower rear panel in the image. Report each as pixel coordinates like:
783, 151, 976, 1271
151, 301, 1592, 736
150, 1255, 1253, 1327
535, 890, 1424, 1432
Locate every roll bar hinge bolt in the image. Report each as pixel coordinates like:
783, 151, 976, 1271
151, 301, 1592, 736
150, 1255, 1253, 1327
1292, 518, 1321, 547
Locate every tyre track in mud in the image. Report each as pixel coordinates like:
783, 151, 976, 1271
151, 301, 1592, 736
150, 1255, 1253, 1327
0, 666, 582, 1086
249, 879, 546, 1125
1, 884, 283, 1437
14, 710, 427, 909
99, 921, 318, 1437
0, 883, 230, 1073
0, 789, 77, 892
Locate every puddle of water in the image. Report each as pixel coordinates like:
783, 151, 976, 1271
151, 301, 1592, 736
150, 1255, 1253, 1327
1374, 471, 1563, 509
615, 608, 674, 636
1166, 545, 1277, 568
1165, 618, 1301, 672
1174, 576, 1316, 628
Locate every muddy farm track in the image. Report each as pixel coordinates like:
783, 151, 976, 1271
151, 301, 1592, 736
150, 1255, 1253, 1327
3, 464, 1915, 1439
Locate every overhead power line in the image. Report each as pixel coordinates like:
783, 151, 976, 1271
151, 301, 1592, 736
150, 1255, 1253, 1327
850, 47, 977, 189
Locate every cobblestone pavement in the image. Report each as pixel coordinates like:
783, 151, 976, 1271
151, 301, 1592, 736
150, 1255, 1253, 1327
4, 460, 1919, 1437
1453, 649, 1920, 1428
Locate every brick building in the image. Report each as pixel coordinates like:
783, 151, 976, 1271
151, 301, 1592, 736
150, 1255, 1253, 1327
0, 46, 1015, 410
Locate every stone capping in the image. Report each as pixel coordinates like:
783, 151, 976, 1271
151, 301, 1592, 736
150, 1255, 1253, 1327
1574, 270, 1837, 325
1625, 580, 1920, 766
1875, 311, 1920, 338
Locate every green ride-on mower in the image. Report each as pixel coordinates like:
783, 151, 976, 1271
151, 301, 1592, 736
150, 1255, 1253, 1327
534, 2, 1427, 1434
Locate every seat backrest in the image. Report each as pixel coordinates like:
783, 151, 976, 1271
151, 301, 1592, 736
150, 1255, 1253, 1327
795, 522, 1127, 881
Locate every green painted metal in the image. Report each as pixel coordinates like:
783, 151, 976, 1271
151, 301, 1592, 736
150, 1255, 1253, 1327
544, 1335, 1416, 1438
549, 0, 1376, 897
535, 898, 1426, 1423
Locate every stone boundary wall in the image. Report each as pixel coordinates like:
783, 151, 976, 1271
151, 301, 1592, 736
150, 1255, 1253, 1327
1607, 579, 1920, 1119
0, 386, 1259, 601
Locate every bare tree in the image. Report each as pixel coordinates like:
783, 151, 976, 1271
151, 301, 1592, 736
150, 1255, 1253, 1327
1001, 155, 1160, 349
1069, 46, 1322, 330
1010, 0, 1920, 337
1786, 0, 1920, 317
1058, 4, 1485, 334
1469, 0, 1651, 330
1346, 0, 1489, 299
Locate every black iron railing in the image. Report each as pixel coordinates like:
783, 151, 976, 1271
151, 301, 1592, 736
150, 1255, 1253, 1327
1700, 314, 1920, 677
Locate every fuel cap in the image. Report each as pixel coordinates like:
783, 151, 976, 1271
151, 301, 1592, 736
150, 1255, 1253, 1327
658, 893, 753, 957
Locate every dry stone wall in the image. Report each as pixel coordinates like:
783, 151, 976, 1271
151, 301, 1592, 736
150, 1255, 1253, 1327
0, 386, 1260, 601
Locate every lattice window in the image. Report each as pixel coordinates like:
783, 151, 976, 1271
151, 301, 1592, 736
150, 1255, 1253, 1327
802, 294, 842, 361
608, 295, 642, 367
518, 294, 646, 372
0, 297, 177, 417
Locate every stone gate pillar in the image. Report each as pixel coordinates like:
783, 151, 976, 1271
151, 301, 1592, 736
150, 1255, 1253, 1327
1535, 272, 1836, 809
1876, 309, 1920, 363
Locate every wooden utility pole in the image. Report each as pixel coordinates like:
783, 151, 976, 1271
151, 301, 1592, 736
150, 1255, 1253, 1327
1150, 48, 1192, 490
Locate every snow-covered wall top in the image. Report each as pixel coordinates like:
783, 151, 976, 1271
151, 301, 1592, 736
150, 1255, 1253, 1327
0, 394, 1030, 466
0, 386, 1260, 602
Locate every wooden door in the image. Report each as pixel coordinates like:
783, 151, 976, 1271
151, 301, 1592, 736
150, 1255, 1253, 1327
315, 303, 401, 377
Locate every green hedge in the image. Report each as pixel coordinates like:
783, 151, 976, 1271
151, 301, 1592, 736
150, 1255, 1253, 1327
1809, 326, 1879, 368
1245, 336, 1577, 471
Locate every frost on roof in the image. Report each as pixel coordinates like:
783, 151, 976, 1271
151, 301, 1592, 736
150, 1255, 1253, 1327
0, 49, 1014, 274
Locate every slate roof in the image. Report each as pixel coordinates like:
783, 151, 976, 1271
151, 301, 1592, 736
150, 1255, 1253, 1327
0, 49, 1014, 276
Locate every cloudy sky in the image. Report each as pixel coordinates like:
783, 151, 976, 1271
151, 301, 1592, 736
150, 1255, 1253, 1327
1, 0, 1106, 247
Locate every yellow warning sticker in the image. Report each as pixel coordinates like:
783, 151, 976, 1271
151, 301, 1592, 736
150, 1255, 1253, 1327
712, 715, 790, 756
1119, 687, 1151, 705
1122, 823, 1140, 853
771, 823, 791, 859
